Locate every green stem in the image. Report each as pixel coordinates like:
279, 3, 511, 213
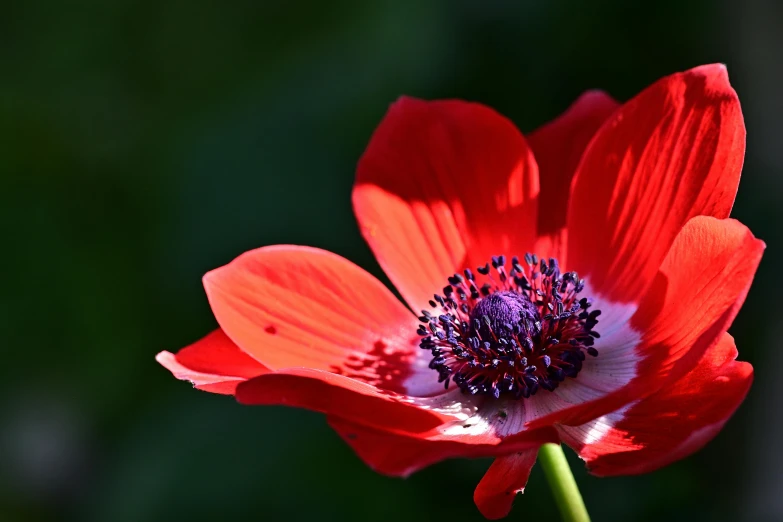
538, 443, 591, 522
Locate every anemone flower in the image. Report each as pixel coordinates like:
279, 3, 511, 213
157, 63, 762, 520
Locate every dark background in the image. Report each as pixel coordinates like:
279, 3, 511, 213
2, 1, 781, 521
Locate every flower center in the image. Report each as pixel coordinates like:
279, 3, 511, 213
417, 254, 600, 399
469, 291, 539, 340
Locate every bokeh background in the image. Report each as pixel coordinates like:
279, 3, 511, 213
2, 1, 782, 521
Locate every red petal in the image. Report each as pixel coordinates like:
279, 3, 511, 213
567, 64, 745, 303
327, 416, 551, 478
628, 216, 762, 391
235, 368, 447, 434
527, 216, 763, 428
327, 416, 459, 477
354, 97, 539, 312
156, 329, 268, 395
528, 90, 620, 260
559, 334, 752, 476
239, 369, 559, 445
203, 245, 431, 395
473, 450, 539, 519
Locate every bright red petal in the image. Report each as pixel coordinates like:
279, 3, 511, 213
567, 64, 745, 303
327, 416, 460, 477
473, 450, 539, 520
156, 329, 268, 395
558, 334, 752, 476
628, 216, 762, 392
527, 216, 763, 429
235, 368, 447, 434
239, 369, 559, 445
354, 97, 540, 312
327, 416, 551, 478
203, 245, 429, 395
528, 90, 620, 260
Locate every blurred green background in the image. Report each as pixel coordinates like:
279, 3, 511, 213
2, 1, 781, 521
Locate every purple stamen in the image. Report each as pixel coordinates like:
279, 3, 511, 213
419, 253, 601, 400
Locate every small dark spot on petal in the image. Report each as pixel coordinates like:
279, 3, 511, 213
265, 325, 277, 334
374, 339, 386, 350
346, 433, 357, 440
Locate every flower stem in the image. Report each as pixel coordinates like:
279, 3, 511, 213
537, 443, 591, 522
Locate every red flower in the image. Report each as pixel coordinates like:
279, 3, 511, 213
157, 64, 762, 519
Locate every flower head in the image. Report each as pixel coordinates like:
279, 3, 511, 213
157, 64, 762, 519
